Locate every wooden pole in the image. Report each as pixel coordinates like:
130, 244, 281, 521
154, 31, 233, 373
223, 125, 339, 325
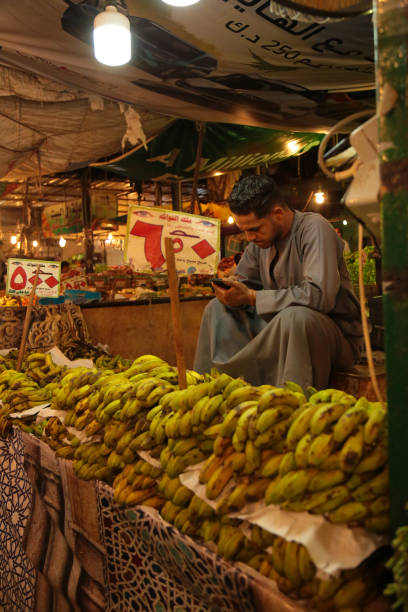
16, 264, 40, 372
190, 122, 206, 215
164, 237, 187, 389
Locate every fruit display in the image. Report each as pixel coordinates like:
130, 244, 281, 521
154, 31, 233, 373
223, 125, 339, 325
0, 351, 391, 610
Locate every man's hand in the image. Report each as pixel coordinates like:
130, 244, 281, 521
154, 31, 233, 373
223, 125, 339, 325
212, 278, 256, 308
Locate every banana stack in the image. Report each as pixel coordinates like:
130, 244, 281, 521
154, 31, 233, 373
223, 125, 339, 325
198, 383, 306, 508
0, 368, 53, 418
22, 352, 66, 386
262, 391, 389, 533
112, 458, 164, 508
159, 489, 218, 538
73, 441, 114, 482
245, 525, 384, 610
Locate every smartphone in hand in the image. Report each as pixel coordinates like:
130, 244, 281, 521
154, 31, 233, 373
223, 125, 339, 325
211, 278, 232, 290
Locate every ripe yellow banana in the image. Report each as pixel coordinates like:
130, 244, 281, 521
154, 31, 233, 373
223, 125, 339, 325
225, 451, 246, 472
224, 385, 260, 410
200, 394, 224, 425
310, 402, 349, 436
261, 453, 285, 478
206, 465, 234, 499
256, 405, 293, 433
286, 404, 319, 449
355, 443, 388, 473
294, 432, 313, 468
332, 398, 369, 443
199, 453, 224, 484
283, 541, 302, 588
235, 403, 258, 441
308, 433, 335, 467
340, 426, 364, 472
364, 402, 386, 445
254, 417, 291, 449
298, 544, 316, 582
279, 451, 296, 476
172, 484, 194, 507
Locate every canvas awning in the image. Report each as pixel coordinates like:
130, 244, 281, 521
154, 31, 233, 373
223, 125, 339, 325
93, 119, 323, 181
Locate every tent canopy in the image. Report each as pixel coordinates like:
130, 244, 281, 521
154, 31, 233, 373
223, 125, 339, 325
94, 120, 323, 181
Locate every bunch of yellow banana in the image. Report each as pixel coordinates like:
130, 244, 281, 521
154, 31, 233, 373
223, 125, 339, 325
258, 392, 390, 532
22, 351, 66, 386
0, 368, 51, 418
0, 295, 19, 307
112, 458, 164, 508
0, 350, 18, 372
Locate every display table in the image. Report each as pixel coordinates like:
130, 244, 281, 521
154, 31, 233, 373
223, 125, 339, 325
0, 429, 302, 612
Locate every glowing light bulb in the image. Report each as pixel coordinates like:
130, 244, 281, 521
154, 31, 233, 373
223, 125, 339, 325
161, 0, 200, 5
32, 240, 38, 248
213, 171, 223, 176
314, 191, 325, 205
227, 216, 234, 224
10, 235, 17, 245
342, 219, 348, 226
287, 140, 301, 154
59, 237, 66, 247
93, 5, 131, 66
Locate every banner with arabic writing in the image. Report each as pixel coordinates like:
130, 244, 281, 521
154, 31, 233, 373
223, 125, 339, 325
125, 206, 220, 275
0, 1, 375, 133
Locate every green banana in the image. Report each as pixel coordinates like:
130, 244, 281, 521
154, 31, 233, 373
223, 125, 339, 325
328, 501, 369, 524
308, 469, 346, 492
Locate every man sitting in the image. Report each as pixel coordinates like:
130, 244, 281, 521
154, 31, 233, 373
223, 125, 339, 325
194, 175, 363, 391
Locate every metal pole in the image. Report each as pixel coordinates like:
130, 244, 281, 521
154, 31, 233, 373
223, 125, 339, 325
81, 168, 94, 273
375, 0, 408, 531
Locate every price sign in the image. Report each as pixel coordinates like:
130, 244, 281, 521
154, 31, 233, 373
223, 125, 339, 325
125, 206, 220, 275
6, 259, 61, 298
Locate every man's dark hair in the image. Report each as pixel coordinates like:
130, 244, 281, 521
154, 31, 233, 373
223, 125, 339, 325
228, 175, 286, 218
61, 260, 70, 272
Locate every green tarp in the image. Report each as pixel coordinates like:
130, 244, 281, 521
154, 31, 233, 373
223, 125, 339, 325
95, 120, 323, 181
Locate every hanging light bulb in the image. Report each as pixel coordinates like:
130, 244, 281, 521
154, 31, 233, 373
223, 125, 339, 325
33, 240, 38, 248
342, 219, 348, 226
161, 0, 200, 6
10, 235, 17, 245
93, 5, 131, 66
314, 191, 325, 205
59, 237, 66, 247
227, 216, 234, 225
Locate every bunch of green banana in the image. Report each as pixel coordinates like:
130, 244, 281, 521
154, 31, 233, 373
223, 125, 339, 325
157, 473, 194, 507
112, 458, 164, 508
73, 441, 114, 483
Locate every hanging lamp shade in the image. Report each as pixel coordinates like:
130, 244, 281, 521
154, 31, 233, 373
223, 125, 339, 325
93, 5, 131, 66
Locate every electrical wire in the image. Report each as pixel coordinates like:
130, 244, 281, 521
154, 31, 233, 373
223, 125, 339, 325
357, 223, 384, 405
